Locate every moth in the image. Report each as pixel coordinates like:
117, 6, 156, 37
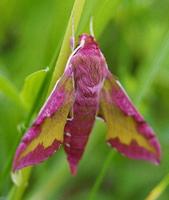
13, 34, 161, 175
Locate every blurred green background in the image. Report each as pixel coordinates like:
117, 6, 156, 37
0, 0, 169, 199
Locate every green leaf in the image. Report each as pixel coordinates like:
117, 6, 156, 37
77, 0, 121, 38
94, 0, 122, 37
20, 68, 48, 110
145, 173, 169, 200
8, 168, 32, 200
48, 0, 86, 92
8, 0, 87, 199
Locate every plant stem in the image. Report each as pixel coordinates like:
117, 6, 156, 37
7, 0, 86, 199
88, 28, 169, 200
6, 43, 61, 200
88, 151, 114, 200
145, 173, 169, 200
48, 0, 86, 92
27, 121, 104, 199
8, 168, 32, 200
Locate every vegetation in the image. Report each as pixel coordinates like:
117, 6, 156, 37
0, 0, 169, 199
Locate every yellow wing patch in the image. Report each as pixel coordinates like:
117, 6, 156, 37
100, 100, 155, 154
19, 73, 74, 160
20, 104, 71, 159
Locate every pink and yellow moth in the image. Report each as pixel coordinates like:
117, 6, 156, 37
13, 34, 161, 175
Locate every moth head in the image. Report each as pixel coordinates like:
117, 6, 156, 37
79, 33, 97, 46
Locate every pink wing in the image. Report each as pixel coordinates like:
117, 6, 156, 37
99, 71, 161, 164
13, 67, 74, 171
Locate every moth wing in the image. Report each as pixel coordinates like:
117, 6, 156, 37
99, 71, 161, 164
13, 67, 74, 171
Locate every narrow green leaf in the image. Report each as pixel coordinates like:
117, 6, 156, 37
89, 28, 169, 200
8, 168, 32, 200
7, 0, 87, 199
76, 0, 99, 34
145, 173, 169, 200
20, 68, 48, 109
88, 151, 115, 200
27, 121, 105, 200
94, 0, 122, 37
77, 0, 121, 38
48, 0, 86, 92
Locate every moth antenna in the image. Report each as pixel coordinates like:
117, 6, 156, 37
71, 15, 75, 51
90, 16, 95, 37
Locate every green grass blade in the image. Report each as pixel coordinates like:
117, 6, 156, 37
48, 0, 86, 92
145, 173, 169, 200
88, 28, 169, 200
88, 151, 114, 200
20, 68, 48, 110
7, 0, 87, 199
